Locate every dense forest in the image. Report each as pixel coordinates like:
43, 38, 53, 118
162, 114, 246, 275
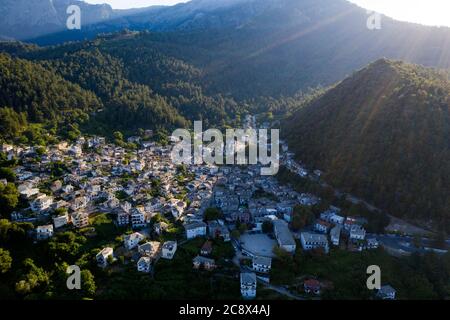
285, 59, 450, 233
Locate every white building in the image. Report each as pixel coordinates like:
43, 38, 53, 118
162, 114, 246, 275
116, 210, 130, 227
36, 225, 54, 240
273, 219, 296, 253
377, 285, 396, 300
124, 232, 145, 250
71, 211, 89, 229
330, 225, 342, 246
240, 272, 257, 299
300, 232, 330, 254
252, 256, 272, 274
131, 208, 146, 229
96, 247, 114, 267
138, 241, 161, 258
184, 222, 207, 239
31, 194, 53, 213
161, 241, 177, 260
137, 256, 152, 273
349, 225, 366, 241
53, 214, 69, 229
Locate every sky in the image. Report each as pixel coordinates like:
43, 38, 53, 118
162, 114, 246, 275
84, 0, 450, 27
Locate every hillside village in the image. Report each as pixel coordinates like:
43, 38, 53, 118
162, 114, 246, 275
1, 116, 448, 300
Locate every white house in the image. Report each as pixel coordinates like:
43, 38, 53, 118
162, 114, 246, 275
240, 272, 257, 299
184, 221, 207, 239
377, 285, 396, 300
161, 241, 177, 260
131, 207, 146, 229
124, 232, 145, 250
349, 225, 366, 241
330, 225, 342, 246
53, 214, 69, 229
314, 220, 332, 234
36, 225, 54, 240
273, 219, 296, 253
367, 237, 379, 249
31, 194, 53, 213
320, 210, 345, 225
252, 256, 272, 274
300, 232, 330, 254
71, 211, 89, 229
96, 247, 114, 267
116, 210, 130, 227
137, 256, 152, 273
138, 241, 161, 258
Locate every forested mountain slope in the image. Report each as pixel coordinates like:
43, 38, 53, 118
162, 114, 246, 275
285, 59, 450, 231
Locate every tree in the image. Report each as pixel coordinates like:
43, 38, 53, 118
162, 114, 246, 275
15, 258, 49, 295
81, 270, 96, 297
0, 167, 16, 182
291, 205, 315, 231
0, 182, 19, 216
0, 248, 12, 273
204, 207, 223, 221
262, 221, 273, 234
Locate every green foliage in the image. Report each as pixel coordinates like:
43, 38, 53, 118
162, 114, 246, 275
0, 183, 19, 217
15, 258, 49, 296
290, 205, 315, 231
0, 248, 12, 273
204, 207, 223, 221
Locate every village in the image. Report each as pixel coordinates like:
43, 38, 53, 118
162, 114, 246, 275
2, 115, 441, 300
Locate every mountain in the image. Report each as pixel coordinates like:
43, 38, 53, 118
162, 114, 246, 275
284, 59, 450, 231
4, 0, 450, 100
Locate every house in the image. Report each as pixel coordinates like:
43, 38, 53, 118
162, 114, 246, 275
36, 225, 54, 240
273, 219, 296, 253
300, 232, 330, 254
349, 225, 366, 241
201, 241, 213, 256
208, 220, 231, 241
50, 180, 63, 193
18, 184, 39, 199
31, 194, 53, 213
192, 255, 216, 270
304, 279, 321, 295
320, 210, 345, 225
376, 285, 396, 300
252, 256, 272, 274
53, 214, 69, 229
70, 211, 89, 229
161, 241, 177, 260
240, 272, 257, 299
131, 207, 146, 229
138, 241, 161, 258
70, 196, 88, 211
137, 256, 152, 273
314, 219, 332, 234
184, 221, 207, 239
367, 237, 379, 249
96, 247, 114, 267
330, 225, 342, 246
154, 221, 169, 235
116, 210, 130, 227
124, 232, 145, 250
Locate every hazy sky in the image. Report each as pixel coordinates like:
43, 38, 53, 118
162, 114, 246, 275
84, 0, 450, 27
